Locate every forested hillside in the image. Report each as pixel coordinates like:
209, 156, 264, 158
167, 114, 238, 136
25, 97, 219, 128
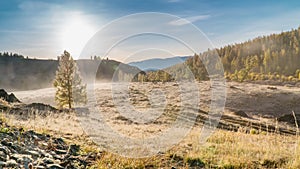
0, 55, 141, 90
167, 27, 300, 82
0, 52, 26, 60
0, 55, 58, 90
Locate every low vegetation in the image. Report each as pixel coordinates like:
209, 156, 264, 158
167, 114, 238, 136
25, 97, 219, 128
3, 108, 300, 168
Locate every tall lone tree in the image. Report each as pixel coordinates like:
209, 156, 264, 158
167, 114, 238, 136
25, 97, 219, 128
54, 50, 87, 109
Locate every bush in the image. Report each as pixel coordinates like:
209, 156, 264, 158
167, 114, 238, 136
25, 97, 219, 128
0, 127, 9, 133
186, 157, 205, 167
250, 129, 258, 135
288, 76, 294, 81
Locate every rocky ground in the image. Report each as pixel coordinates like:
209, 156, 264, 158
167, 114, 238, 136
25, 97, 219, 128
0, 119, 98, 169
0, 89, 20, 103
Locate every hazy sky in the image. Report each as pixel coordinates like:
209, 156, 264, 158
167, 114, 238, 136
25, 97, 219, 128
1, 0, 300, 62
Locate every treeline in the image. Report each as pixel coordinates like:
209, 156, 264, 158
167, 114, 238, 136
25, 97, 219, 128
134, 70, 173, 82
115, 69, 174, 83
144, 26, 300, 82
97, 59, 141, 80
0, 52, 26, 60
0, 54, 143, 90
218, 26, 300, 82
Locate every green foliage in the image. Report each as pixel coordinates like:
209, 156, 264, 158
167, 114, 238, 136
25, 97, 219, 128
296, 69, 300, 80
97, 60, 141, 81
0, 127, 9, 133
161, 53, 209, 82
53, 50, 87, 109
185, 157, 205, 167
250, 129, 258, 135
144, 70, 174, 82
162, 27, 300, 82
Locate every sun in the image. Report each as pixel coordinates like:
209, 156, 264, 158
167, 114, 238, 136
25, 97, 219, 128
61, 15, 96, 59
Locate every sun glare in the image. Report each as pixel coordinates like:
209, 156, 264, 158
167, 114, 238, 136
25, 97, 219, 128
61, 15, 96, 59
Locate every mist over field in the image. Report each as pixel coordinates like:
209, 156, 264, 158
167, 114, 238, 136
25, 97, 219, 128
1, 0, 300, 168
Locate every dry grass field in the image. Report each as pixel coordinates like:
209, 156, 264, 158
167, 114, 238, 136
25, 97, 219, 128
3, 81, 300, 168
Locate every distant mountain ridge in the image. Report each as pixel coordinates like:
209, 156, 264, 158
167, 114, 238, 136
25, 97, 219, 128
128, 56, 189, 71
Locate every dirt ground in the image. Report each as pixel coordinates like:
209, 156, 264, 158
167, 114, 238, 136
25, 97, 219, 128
10, 81, 300, 157
13, 81, 300, 118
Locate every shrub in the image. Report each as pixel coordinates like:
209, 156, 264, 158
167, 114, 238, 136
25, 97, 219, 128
250, 129, 258, 135
185, 157, 205, 167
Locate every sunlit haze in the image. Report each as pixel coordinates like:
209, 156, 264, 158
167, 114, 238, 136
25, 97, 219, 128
60, 13, 97, 59
1, 0, 300, 61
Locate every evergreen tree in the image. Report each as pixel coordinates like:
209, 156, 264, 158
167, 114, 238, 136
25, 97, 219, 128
167, 26, 300, 82
53, 50, 87, 109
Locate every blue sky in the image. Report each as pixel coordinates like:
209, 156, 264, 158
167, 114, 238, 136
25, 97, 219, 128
0, 0, 300, 61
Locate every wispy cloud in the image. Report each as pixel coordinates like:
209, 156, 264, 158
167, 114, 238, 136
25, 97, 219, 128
169, 15, 211, 26
167, 0, 182, 3
18, 1, 60, 11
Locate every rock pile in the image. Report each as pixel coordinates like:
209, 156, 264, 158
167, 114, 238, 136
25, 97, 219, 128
0, 120, 97, 169
0, 89, 20, 103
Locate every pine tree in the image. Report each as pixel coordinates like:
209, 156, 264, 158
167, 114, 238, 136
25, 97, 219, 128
53, 50, 87, 109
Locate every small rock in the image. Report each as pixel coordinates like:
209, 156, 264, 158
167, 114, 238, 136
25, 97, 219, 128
0, 89, 21, 103
42, 157, 54, 164
26, 150, 40, 158
6, 159, 17, 167
285, 84, 294, 87
44, 153, 53, 159
47, 164, 64, 169
233, 110, 249, 118
0, 146, 11, 154
55, 149, 67, 155
0, 161, 6, 167
11, 143, 23, 152
52, 154, 64, 160
11, 154, 33, 163
229, 85, 238, 89
267, 86, 277, 90
68, 144, 80, 156
54, 138, 65, 145
0, 153, 7, 161
1, 140, 13, 147
40, 142, 49, 148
